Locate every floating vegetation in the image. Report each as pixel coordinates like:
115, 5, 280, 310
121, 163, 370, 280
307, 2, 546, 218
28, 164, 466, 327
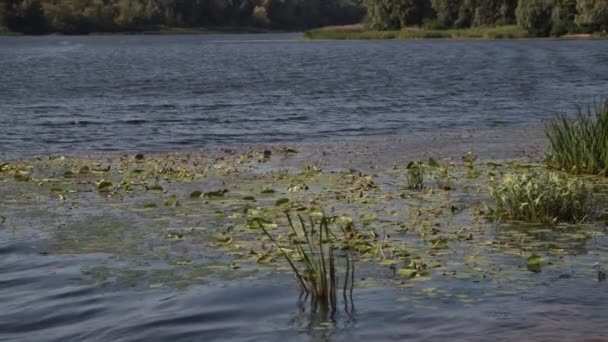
489, 171, 594, 224
546, 100, 608, 176
428, 158, 453, 190
0, 146, 606, 297
527, 254, 543, 273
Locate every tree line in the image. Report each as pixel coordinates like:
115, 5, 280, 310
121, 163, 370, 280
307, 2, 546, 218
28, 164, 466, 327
0, 0, 606, 36
0, 0, 364, 34
364, 0, 607, 36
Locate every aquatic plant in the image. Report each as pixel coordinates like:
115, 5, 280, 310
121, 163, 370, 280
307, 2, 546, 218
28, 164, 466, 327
256, 212, 354, 313
545, 100, 608, 176
490, 172, 594, 224
428, 158, 453, 190
406, 161, 424, 190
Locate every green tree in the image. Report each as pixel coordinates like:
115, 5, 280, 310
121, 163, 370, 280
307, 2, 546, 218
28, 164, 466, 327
576, 0, 608, 31
6, 0, 48, 34
430, 0, 462, 28
364, 0, 433, 29
516, 0, 555, 36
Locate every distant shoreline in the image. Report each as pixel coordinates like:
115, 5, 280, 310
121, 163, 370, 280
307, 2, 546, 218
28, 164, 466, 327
304, 24, 608, 41
0, 26, 293, 37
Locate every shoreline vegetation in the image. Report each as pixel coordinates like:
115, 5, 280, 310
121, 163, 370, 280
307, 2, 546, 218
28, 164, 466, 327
304, 24, 607, 40
1, 1, 607, 39
0, 25, 290, 36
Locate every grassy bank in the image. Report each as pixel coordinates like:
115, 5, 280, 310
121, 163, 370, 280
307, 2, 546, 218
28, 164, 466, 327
305, 25, 608, 40
0, 25, 287, 36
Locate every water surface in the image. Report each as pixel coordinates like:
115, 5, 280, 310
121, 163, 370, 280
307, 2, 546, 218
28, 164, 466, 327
1, 35, 608, 342
1, 34, 607, 155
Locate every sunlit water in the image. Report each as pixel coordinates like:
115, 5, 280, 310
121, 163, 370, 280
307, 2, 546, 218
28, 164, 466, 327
0, 34, 607, 155
1, 35, 608, 341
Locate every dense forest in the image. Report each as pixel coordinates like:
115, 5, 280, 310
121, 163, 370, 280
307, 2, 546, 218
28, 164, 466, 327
0, 0, 606, 36
365, 0, 607, 36
0, 0, 365, 34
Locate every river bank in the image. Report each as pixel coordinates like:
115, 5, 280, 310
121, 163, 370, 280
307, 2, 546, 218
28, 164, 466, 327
305, 25, 608, 40
0, 25, 289, 36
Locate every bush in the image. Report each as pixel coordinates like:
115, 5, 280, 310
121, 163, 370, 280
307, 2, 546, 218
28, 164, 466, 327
490, 172, 594, 224
545, 100, 608, 176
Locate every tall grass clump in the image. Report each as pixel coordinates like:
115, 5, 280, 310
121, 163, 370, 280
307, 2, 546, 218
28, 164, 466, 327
490, 172, 594, 224
257, 212, 354, 313
545, 100, 608, 176
406, 161, 424, 190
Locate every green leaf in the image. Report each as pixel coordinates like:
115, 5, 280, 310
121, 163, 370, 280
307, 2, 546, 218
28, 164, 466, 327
428, 158, 441, 168
174, 259, 192, 266
190, 191, 203, 199
79, 166, 91, 174
14, 172, 31, 182
97, 180, 113, 190
261, 188, 276, 194
203, 189, 227, 198
279, 147, 298, 154
143, 202, 157, 209
256, 252, 273, 264
149, 185, 164, 192
0, 215, 6, 223
135, 153, 145, 160
247, 218, 277, 230
397, 268, 418, 278
216, 234, 233, 245
275, 198, 290, 206
360, 212, 377, 225
527, 254, 543, 273
164, 195, 180, 207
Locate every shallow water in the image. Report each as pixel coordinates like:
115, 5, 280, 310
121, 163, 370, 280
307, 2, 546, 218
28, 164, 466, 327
1, 34, 607, 156
1, 152, 608, 341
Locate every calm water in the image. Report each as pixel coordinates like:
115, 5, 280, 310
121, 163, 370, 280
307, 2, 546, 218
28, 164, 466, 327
1, 34, 608, 155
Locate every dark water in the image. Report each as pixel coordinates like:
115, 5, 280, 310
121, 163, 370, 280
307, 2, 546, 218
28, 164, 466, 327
1, 34, 608, 155
2, 230, 608, 342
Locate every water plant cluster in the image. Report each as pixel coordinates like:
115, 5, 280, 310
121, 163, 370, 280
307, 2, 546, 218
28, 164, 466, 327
545, 100, 608, 176
0, 104, 607, 314
489, 172, 594, 224
258, 213, 354, 312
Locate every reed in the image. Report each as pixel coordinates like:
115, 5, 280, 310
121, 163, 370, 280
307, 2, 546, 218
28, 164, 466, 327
257, 212, 354, 312
545, 100, 608, 176
406, 161, 424, 190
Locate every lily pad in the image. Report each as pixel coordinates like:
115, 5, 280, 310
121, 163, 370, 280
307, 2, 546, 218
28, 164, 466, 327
203, 189, 228, 199
275, 198, 290, 206
97, 180, 113, 190
190, 191, 203, 199
164, 195, 180, 207
527, 254, 543, 273
149, 185, 164, 192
